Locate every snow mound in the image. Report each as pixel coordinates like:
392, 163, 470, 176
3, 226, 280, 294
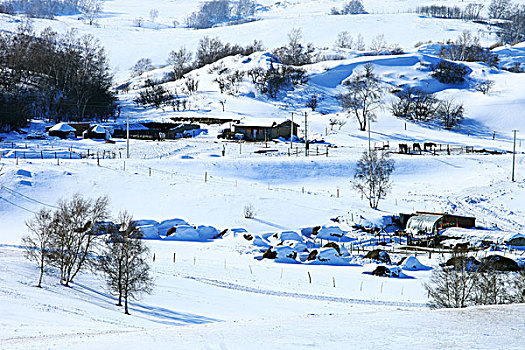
274, 246, 299, 264
157, 218, 189, 235
279, 231, 304, 242
163, 224, 220, 241
15, 169, 32, 177
253, 235, 271, 248
400, 256, 432, 271
307, 248, 347, 266
316, 226, 347, 241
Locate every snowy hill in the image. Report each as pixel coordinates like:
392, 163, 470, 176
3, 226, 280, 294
1, 0, 525, 349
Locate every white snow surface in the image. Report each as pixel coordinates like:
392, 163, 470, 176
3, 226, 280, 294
1, 0, 525, 348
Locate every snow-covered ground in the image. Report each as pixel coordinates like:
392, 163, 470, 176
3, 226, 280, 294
1, 0, 525, 348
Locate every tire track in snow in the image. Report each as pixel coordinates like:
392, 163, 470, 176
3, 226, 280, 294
180, 274, 426, 308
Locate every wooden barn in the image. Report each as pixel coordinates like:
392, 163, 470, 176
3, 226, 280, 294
231, 120, 299, 142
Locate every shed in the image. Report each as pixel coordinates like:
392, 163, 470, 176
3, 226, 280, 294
48, 123, 77, 139
83, 124, 110, 140
406, 214, 443, 235
506, 233, 525, 247
232, 119, 299, 142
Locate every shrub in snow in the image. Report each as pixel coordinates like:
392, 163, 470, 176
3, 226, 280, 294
431, 61, 470, 84
244, 204, 256, 219
370, 266, 409, 278
364, 249, 391, 264
331, 1, 366, 15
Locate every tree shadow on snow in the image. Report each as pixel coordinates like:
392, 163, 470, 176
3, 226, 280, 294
73, 282, 220, 326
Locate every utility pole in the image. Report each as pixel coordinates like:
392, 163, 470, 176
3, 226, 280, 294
304, 111, 308, 157
126, 115, 130, 159
512, 129, 518, 182
290, 112, 294, 151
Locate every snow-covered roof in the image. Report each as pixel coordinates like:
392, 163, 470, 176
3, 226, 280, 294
406, 214, 442, 235
235, 118, 297, 128
49, 123, 76, 132
91, 125, 106, 134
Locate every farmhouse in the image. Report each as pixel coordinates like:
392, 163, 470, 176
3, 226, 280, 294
112, 122, 201, 140
229, 119, 299, 141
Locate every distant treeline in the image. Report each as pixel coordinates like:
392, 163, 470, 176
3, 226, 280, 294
0, 21, 116, 132
0, 0, 82, 19
415, 4, 484, 21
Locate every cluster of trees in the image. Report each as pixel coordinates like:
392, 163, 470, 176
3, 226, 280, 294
23, 195, 153, 315
0, 21, 116, 132
495, 2, 525, 44
391, 87, 464, 129
440, 31, 499, 66
0, 0, 81, 18
0, 0, 103, 24
333, 31, 404, 55
425, 255, 525, 308
248, 65, 307, 99
272, 28, 314, 66
186, 0, 257, 29
330, 0, 366, 15
415, 4, 484, 21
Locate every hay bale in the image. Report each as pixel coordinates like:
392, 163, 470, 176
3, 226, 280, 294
371, 266, 389, 277
364, 249, 391, 264
323, 242, 341, 255
307, 249, 318, 261
243, 234, 254, 241
166, 226, 177, 237
445, 256, 480, 271
262, 247, 277, 260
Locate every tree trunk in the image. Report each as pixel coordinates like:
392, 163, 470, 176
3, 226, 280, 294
124, 293, 129, 315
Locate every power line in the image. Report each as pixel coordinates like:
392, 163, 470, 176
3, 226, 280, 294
0, 196, 36, 213
0, 186, 59, 209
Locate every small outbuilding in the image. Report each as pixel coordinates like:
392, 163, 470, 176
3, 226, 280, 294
506, 233, 525, 247
406, 214, 443, 236
83, 124, 110, 140
231, 119, 299, 142
48, 123, 77, 139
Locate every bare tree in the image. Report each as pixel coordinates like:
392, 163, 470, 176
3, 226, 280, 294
22, 209, 54, 288
473, 268, 510, 305
424, 256, 478, 308
48, 194, 109, 286
81, 0, 103, 26
353, 149, 394, 209
130, 58, 153, 77
489, 0, 512, 19
475, 80, 495, 95
337, 63, 383, 131
437, 99, 463, 129
305, 94, 318, 111
355, 33, 366, 51
369, 34, 388, 54
99, 211, 152, 314
335, 31, 353, 49
167, 47, 193, 80
149, 8, 159, 22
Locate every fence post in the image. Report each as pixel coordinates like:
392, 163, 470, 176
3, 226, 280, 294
308, 271, 312, 284
149, 168, 152, 176
205, 171, 208, 183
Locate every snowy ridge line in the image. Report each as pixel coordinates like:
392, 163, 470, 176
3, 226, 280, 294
180, 274, 427, 308
0, 186, 60, 209
0, 328, 142, 345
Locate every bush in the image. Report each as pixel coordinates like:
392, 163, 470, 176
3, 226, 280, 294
130, 58, 154, 77
272, 28, 314, 66
244, 204, 256, 219
134, 79, 173, 108
440, 31, 499, 66
0, 0, 81, 19
431, 61, 469, 84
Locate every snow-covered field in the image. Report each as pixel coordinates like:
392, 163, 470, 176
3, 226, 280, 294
1, 0, 525, 348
